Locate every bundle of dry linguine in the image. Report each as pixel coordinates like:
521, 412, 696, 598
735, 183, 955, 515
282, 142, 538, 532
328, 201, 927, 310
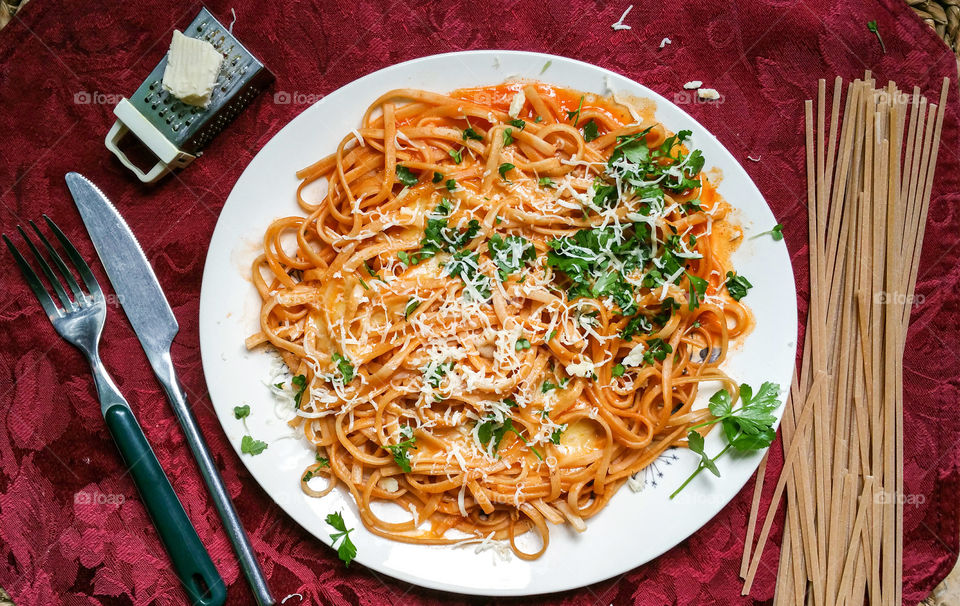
738, 73, 950, 604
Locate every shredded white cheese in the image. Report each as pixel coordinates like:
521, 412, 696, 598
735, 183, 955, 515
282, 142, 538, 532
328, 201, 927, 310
611, 5, 633, 30
508, 90, 526, 118
698, 88, 721, 100
622, 343, 647, 367
683, 81, 703, 90
659, 37, 672, 49
565, 359, 595, 378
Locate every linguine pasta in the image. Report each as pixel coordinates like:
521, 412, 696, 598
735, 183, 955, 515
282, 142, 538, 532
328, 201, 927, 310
246, 82, 751, 558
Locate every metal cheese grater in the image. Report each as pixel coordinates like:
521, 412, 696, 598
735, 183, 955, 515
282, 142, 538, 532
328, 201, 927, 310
105, 7, 274, 183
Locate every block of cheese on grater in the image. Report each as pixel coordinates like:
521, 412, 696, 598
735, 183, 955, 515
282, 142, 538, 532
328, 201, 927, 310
161, 30, 223, 108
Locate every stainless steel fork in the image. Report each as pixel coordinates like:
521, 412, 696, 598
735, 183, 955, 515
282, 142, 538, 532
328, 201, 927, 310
4, 216, 225, 606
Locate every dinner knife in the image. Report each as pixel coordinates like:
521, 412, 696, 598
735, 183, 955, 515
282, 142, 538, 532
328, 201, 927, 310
66, 172, 276, 606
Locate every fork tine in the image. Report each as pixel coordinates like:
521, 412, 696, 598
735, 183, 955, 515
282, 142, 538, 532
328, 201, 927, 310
3, 234, 62, 319
43, 215, 103, 300
29, 220, 85, 302
16, 225, 75, 310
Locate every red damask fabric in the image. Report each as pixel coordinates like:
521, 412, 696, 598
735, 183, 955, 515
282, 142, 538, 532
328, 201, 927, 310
0, 0, 957, 604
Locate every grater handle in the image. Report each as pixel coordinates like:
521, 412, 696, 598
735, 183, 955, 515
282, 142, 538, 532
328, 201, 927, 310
105, 120, 172, 183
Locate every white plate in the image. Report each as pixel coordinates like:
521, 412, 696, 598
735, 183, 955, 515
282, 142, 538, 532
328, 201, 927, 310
199, 50, 797, 596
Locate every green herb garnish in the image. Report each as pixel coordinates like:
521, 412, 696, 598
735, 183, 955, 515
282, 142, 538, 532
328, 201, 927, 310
670, 382, 782, 498
240, 435, 268, 456
566, 95, 584, 126
405, 297, 421, 319
487, 234, 535, 281
752, 223, 783, 241
583, 119, 599, 142
725, 271, 753, 301
325, 511, 357, 565
292, 374, 308, 408
476, 416, 542, 460
331, 353, 354, 383
384, 425, 417, 472
686, 272, 708, 311
867, 20, 885, 54
395, 165, 418, 187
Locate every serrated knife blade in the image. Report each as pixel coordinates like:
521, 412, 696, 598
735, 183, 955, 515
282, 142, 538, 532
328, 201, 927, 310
65, 172, 276, 606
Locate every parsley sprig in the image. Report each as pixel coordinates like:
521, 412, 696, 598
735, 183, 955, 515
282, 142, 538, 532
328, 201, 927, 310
867, 20, 885, 54
384, 426, 417, 472
670, 382, 782, 498
751, 224, 783, 241
325, 511, 358, 565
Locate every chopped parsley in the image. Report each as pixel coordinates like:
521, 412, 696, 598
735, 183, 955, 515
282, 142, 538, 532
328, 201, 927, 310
643, 338, 673, 365
547, 224, 651, 315
292, 374, 308, 408
432, 171, 444, 183
404, 297, 421, 319
395, 165, 418, 187
509, 118, 526, 131
325, 511, 357, 566
383, 426, 417, 473
423, 361, 454, 388
233, 405, 250, 420
487, 234, 535, 281
566, 95, 584, 126
538, 176, 555, 189
316, 454, 330, 466
503, 128, 514, 147
446, 178, 457, 191
331, 353, 354, 383
476, 416, 542, 460
448, 147, 464, 164
583, 119, 599, 142
725, 271, 752, 301
550, 426, 567, 445
463, 126, 483, 141
498, 162, 515, 180
240, 435, 268, 456
620, 315, 653, 341
515, 337, 531, 351
612, 363, 625, 377
686, 272, 708, 311
363, 261, 385, 282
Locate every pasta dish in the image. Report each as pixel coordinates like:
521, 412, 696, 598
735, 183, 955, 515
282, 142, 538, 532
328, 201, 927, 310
246, 81, 752, 559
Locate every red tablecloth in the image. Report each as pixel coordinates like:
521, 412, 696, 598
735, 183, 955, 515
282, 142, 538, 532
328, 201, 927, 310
0, 0, 957, 604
